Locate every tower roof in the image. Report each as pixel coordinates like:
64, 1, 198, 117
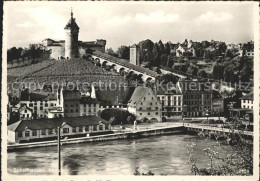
64, 9, 79, 30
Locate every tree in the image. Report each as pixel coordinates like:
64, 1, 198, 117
152, 43, 161, 66
156, 73, 179, 84
187, 119, 253, 175
106, 48, 118, 57
100, 109, 136, 125
198, 69, 207, 78
117, 45, 130, 60
223, 66, 235, 82
187, 65, 198, 76
212, 63, 224, 80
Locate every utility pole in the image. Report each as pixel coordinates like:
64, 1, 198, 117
58, 127, 61, 176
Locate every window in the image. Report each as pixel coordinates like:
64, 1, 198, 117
27, 114, 29, 118
70, 109, 73, 113
156, 112, 158, 115
41, 129, 46, 135
32, 130, 37, 136
148, 112, 150, 115
85, 126, 89, 132
76, 109, 78, 113
45, 103, 48, 107
105, 125, 109, 130
150, 103, 152, 105
63, 128, 69, 133
51, 103, 54, 107
99, 125, 103, 131
25, 110, 27, 113
93, 125, 97, 131
29, 103, 33, 107
79, 127, 83, 132
25, 131, 30, 137
143, 97, 146, 101
72, 127, 77, 133
140, 113, 142, 115
48, 129, 53, 135
18, 131, 23, 137
40, 106, 43, 110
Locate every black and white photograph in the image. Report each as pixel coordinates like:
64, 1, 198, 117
2, 1, 259, 180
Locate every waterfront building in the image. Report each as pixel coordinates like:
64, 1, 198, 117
19, 91, 61, 119
156, 85, 183, 119
7, 116, 111, 143
180, 80, 212, 117
128, 86, 162, 122
63, 89, 81, 117
96, 86, 135, 111
80, 96, 100, 116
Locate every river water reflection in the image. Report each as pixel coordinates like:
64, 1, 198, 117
8, 134, 231, 175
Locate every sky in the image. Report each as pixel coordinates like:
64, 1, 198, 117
4, 2, 255, 50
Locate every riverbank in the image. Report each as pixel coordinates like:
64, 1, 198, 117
8, 124, 184, 152
7, 122, 253, 152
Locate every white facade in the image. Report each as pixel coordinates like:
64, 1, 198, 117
241, 99, 253, 109
128, 87, 162, 122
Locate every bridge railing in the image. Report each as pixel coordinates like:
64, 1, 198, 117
183, 123, 253, 136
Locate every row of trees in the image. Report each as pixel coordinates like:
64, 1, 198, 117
7, 44, 45, 63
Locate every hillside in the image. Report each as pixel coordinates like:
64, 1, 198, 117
7, 59, 126, 86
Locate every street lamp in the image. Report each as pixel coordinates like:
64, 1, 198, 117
57, 126, 61, 176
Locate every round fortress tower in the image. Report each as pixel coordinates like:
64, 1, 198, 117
64, 10, 80, 59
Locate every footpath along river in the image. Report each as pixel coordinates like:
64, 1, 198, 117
8, 133, 231, 175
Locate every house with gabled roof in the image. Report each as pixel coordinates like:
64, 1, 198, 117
128, 86, 162, 122
7, 116, 111, 143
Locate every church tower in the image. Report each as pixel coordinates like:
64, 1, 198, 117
64, 9, 79, 59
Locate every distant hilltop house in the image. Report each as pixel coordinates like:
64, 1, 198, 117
42, 10, 106, 60
176, 40, 196, 58
238, 41, 254, 57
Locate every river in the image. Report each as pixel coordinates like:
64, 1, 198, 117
8, 133, 231, 175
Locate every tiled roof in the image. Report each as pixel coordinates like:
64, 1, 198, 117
96, 86, 135, 106
63, 90, 81, 101
80, 96, 100, 104
128, 86, 149, 107
20, 92, 57, 101
240, 91, 253, 100
64, 17, 79, 30
93, 51, 158, 77
130, 44, 138, 48
8, 116, 110, 132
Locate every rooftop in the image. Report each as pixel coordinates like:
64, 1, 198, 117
8, 116, 110, 132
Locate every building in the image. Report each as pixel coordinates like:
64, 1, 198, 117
239, 41, 254, 57
157, 84, 183, 119
19, 105, 33, 120
19, 90, 62, 119
7, 116, 111, 143
95, 86, 135, 111
42, 10, 106, 60
128, 86, 162, 122
240, 91, 253, 109
212, 91, 224, 116
180, 80, 212, 117
129, 44, 140, 66
80, 96, 100, 116
63, 89, 81, 117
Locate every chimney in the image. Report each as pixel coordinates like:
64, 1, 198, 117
91, 84, 96, 99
